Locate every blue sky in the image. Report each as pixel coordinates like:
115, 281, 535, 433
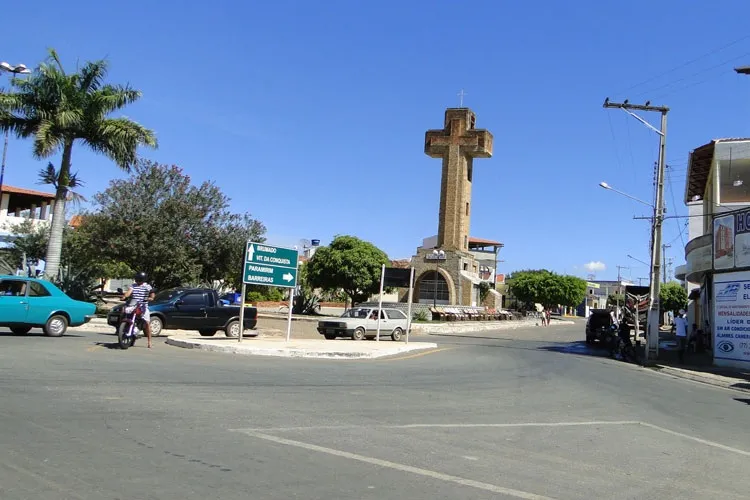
3, 0, 750, 282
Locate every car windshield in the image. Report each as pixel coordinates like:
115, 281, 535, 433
341, 308, 370, 319
152, 289, 183, 303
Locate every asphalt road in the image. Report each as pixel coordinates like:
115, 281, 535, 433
1, 322, 749, 500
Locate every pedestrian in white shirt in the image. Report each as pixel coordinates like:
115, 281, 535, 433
674, 309, 688, 363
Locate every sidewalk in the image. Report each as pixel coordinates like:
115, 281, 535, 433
165, 334, 438, 359
647, 331, 750, 393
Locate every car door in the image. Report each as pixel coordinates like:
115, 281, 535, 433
171, 292, 208, 329
0, 279, 30, 324
24, 280, 55, 325
385, 309, 408, 331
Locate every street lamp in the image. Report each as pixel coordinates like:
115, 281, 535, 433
599, 182, 653, 208
0, 62, 31, 192
627, 254, 650, 267
431, 249, 445, 307
734, 66, 750, 75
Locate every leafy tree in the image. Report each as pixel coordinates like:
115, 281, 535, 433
478, 281, 492, 303
72, 159, 265, 290
0, 49, 157, 280
607, 293, 625, 307
507, 269, 586, 309
660, 281, 688, 313
306, 235, 389, 306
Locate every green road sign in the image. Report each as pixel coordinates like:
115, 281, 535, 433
243, 242, 299, 288
243, 262, 298, 288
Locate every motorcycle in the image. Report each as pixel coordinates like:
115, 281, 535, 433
609, 324, 639, 364
117, 299, 146, 350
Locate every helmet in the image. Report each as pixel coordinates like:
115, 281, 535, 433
134, 271, 147, 283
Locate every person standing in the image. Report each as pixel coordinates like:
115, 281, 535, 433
674, 309, 689, 363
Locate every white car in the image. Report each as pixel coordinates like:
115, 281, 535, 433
317, 307, 409, 341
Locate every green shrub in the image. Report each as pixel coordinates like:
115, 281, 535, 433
413, 310, 428, 322
246, 287, 285, 303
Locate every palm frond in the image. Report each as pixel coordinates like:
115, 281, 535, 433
92, 85, 141, 114
78, 60, 109, 93
38, 162, 59, 187
37, 162, 87, 207
84, 117, 158, 170
32, 119, 63, 158
46, 48, 65, 74
55, 109, 83, 129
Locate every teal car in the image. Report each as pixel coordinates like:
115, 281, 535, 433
0, 275, 96, 336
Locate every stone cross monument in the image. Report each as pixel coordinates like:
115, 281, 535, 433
424, 108, 493, 252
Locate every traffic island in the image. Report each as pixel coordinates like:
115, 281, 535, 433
165, 335, 438, 359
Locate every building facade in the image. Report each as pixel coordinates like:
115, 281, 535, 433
677, 138, 750, 369
0, 185, 56, 274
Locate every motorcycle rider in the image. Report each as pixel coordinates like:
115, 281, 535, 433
121, 271, 156, 348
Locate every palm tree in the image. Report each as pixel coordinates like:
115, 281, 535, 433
0, 49, 157, 279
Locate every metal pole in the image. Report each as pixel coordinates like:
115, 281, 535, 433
238, 241, 249, 343
285, 282, 294, 342
662, 244, 671, 283
646, 111, 668, 361
405, 267, 415, 344
376, 264, 385, 342
238, 282, 246, 343
0, 130, 8, 191
433, 259, 439, 308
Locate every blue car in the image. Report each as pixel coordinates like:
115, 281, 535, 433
0, 275, 96, 336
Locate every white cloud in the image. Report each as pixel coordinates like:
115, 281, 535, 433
584, 261, 606, 272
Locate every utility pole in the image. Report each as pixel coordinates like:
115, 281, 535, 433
615, 265, 629, 319
604, 98, 669, 362
661, 244, 671, 283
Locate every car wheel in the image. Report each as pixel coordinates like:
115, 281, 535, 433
391, 327, 403, 342
149, 317, 163, 337
44, 315, 68, 337
199, 329, 217, 337
352, 327, 366, 341
225, 320, 241, 338
10, 326, 32, 335
324, 333, 337, 340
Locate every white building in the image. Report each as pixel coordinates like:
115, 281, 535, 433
676, 138, 750, 369
0, 185, 56, 274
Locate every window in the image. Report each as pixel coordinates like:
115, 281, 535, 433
0, 280, 26, 296
386, 310, 407, 320
181, 293, 205, 306
466, 202, 470, 216
463, 262, 468, 271
28, 281, 51, 297
464, 235, 468, 249
419, 271, 449, 302
718, 144, 750, 203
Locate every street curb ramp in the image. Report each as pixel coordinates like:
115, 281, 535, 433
165, 337, 438, 360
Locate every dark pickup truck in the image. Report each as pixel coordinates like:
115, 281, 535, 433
107, 287, 258, 337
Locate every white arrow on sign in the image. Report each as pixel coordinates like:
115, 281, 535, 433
282, 273, 294, 282
247, 244, 255, 262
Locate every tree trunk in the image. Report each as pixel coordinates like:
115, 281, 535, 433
43, 141, 72, 280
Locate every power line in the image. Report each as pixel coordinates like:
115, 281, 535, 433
612, 33, 750, 97
635, 50, 750, 99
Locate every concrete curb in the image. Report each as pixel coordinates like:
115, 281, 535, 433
652, 365, 750, 393
164, 337, 439, 359
414, 319, 575, 335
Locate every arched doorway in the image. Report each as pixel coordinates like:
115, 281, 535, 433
416, 270, 450, 305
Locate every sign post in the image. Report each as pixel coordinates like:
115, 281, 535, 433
405, 267, 415, 344
376, 264, 386, 342
241, 241, 299, 343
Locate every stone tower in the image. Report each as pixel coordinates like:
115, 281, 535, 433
424, 108, 493, 251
